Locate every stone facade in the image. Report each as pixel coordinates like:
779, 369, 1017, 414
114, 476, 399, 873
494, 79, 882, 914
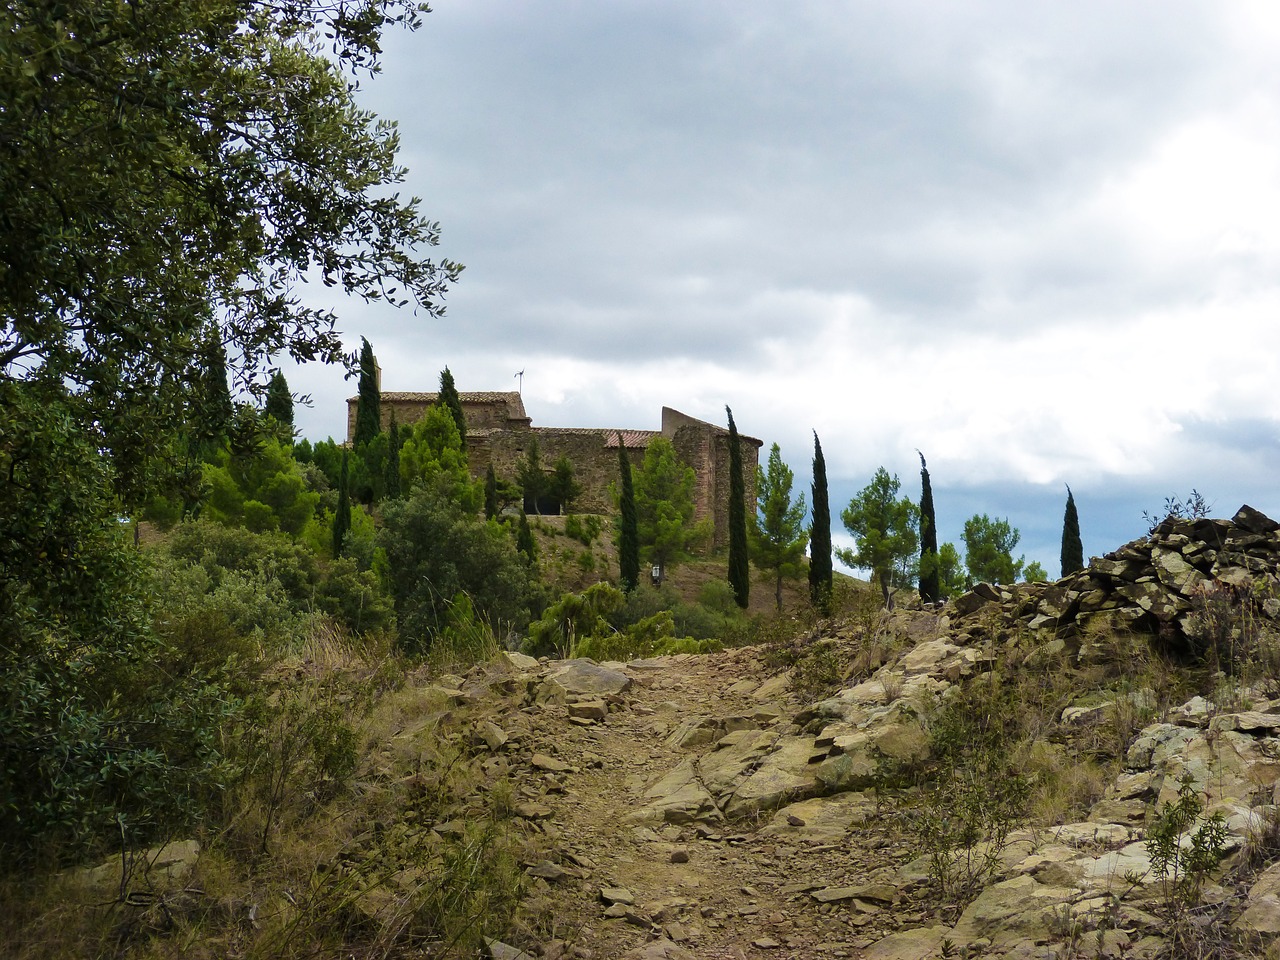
346, 392, 762, 550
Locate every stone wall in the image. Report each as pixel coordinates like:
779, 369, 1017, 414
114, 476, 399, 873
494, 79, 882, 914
666, 411, 760, 551
346, 391, 530, 441
952, 504, 1280, 653
344, 391, 761, 550
484, 428, 654, 516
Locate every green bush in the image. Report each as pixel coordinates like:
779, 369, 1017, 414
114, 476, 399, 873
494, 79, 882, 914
380, 488, 543, 654
573, 609, 722, 662
525, 583, 625, 658
564, 513, 603, 546
0, 383, 243, 865
610, 583, 745, 642
150, 554, 304, 646
909, 677, 1033, 908
315, 556, 396, 636
158, 518, 393, 639
1145, 776, 1228, 917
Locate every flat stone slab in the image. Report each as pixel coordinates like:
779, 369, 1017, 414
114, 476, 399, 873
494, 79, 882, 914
540, 660, 632, 698
759, 793, 875, 842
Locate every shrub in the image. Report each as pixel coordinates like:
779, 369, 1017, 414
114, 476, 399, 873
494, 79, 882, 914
1145, 776, 1228, 918
564, 513, 603, 546
525, 583, 625, 658
315, 556, 396, 636
380, 488, 542, 654
610, 583, 746, 643
0, 384, 244, 866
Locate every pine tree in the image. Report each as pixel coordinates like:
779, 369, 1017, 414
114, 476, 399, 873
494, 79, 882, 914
840, 469, 921, 608
617, 436, 640, 593
750, 442, 808, 611
726, 406, 750, 609
808, 431, 833, 615
632, 437, 706, 585
517, 435, 547, 514
439, 366, 466, 448
353, 337, 381, 449
384, 412, 402, 500
1061, 485, 1084, 577
264, 370, 293, 431
918, 452, 940, 604
333, 448, 351, 557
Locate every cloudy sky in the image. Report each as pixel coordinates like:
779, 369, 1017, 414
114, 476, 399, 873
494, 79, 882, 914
285, 0, 1280, 576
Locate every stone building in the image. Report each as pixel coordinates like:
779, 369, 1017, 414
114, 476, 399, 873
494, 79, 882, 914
346, 391, 762, 550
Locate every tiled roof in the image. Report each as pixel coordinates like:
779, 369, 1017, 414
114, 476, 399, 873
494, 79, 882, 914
604, 430, 661, 448
348, 391, 524, 404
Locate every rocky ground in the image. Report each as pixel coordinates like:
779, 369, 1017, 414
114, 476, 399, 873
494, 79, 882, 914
467, 506, 1280, 959
471, 629, 1280, 959
486, 648, 922, 959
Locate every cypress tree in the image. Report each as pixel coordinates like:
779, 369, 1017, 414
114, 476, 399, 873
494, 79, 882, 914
333, 448, 351, 557
484, 462, 499, 520
384, 412, 402, 500
726, 406, 750, 609
194, 331, 234, 449
439, 366, 466, 449
617, 435, 640, 593
918, 452, 940, 604
353, 337, 380, 448
516, 512, 537, 564
264, 369, 293, 430
1061, 485, 1084, 577
808, 431, 833, 615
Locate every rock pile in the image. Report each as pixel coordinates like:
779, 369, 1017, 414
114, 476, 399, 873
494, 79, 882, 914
953, 504, 1280, 650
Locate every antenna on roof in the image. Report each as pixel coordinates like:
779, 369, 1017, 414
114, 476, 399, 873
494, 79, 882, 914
515, 369, 524, 394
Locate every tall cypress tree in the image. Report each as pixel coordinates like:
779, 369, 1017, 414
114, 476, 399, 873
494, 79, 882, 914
726, 406, 750, 609
808, 431, 833, 615
194, 331, 234, 450
384, 411, 402, 500
353, 337, 381, 448
617, 435, 640, 593
439, 366, 466, 449
484, 462, 499, 520
1061, 485, 1084, 577
516, 512, 537, 564
333, 448, 351, 557
918, 451, 940, 604
264, 369, 294, 430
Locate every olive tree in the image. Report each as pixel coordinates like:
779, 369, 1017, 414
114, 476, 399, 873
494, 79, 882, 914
1, 0, 460, 505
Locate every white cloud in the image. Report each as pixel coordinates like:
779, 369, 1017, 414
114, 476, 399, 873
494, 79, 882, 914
280, 1, 1280, 561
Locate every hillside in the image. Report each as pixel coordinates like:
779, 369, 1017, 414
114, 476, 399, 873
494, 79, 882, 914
529, 512, 827, 618
11, 508, 1280, 959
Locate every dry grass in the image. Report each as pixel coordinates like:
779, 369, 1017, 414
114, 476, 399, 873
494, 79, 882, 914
0, 617, 531, 960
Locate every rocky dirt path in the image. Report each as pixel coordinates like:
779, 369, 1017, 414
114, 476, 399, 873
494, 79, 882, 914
505, 648, 925, 959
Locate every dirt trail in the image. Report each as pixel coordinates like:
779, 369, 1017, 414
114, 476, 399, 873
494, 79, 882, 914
511, 648, 923, 959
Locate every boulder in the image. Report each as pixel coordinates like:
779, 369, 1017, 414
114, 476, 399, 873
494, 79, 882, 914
952, 874, 1079, 943
71, 839, 200, 895
862, 925, 951, 960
